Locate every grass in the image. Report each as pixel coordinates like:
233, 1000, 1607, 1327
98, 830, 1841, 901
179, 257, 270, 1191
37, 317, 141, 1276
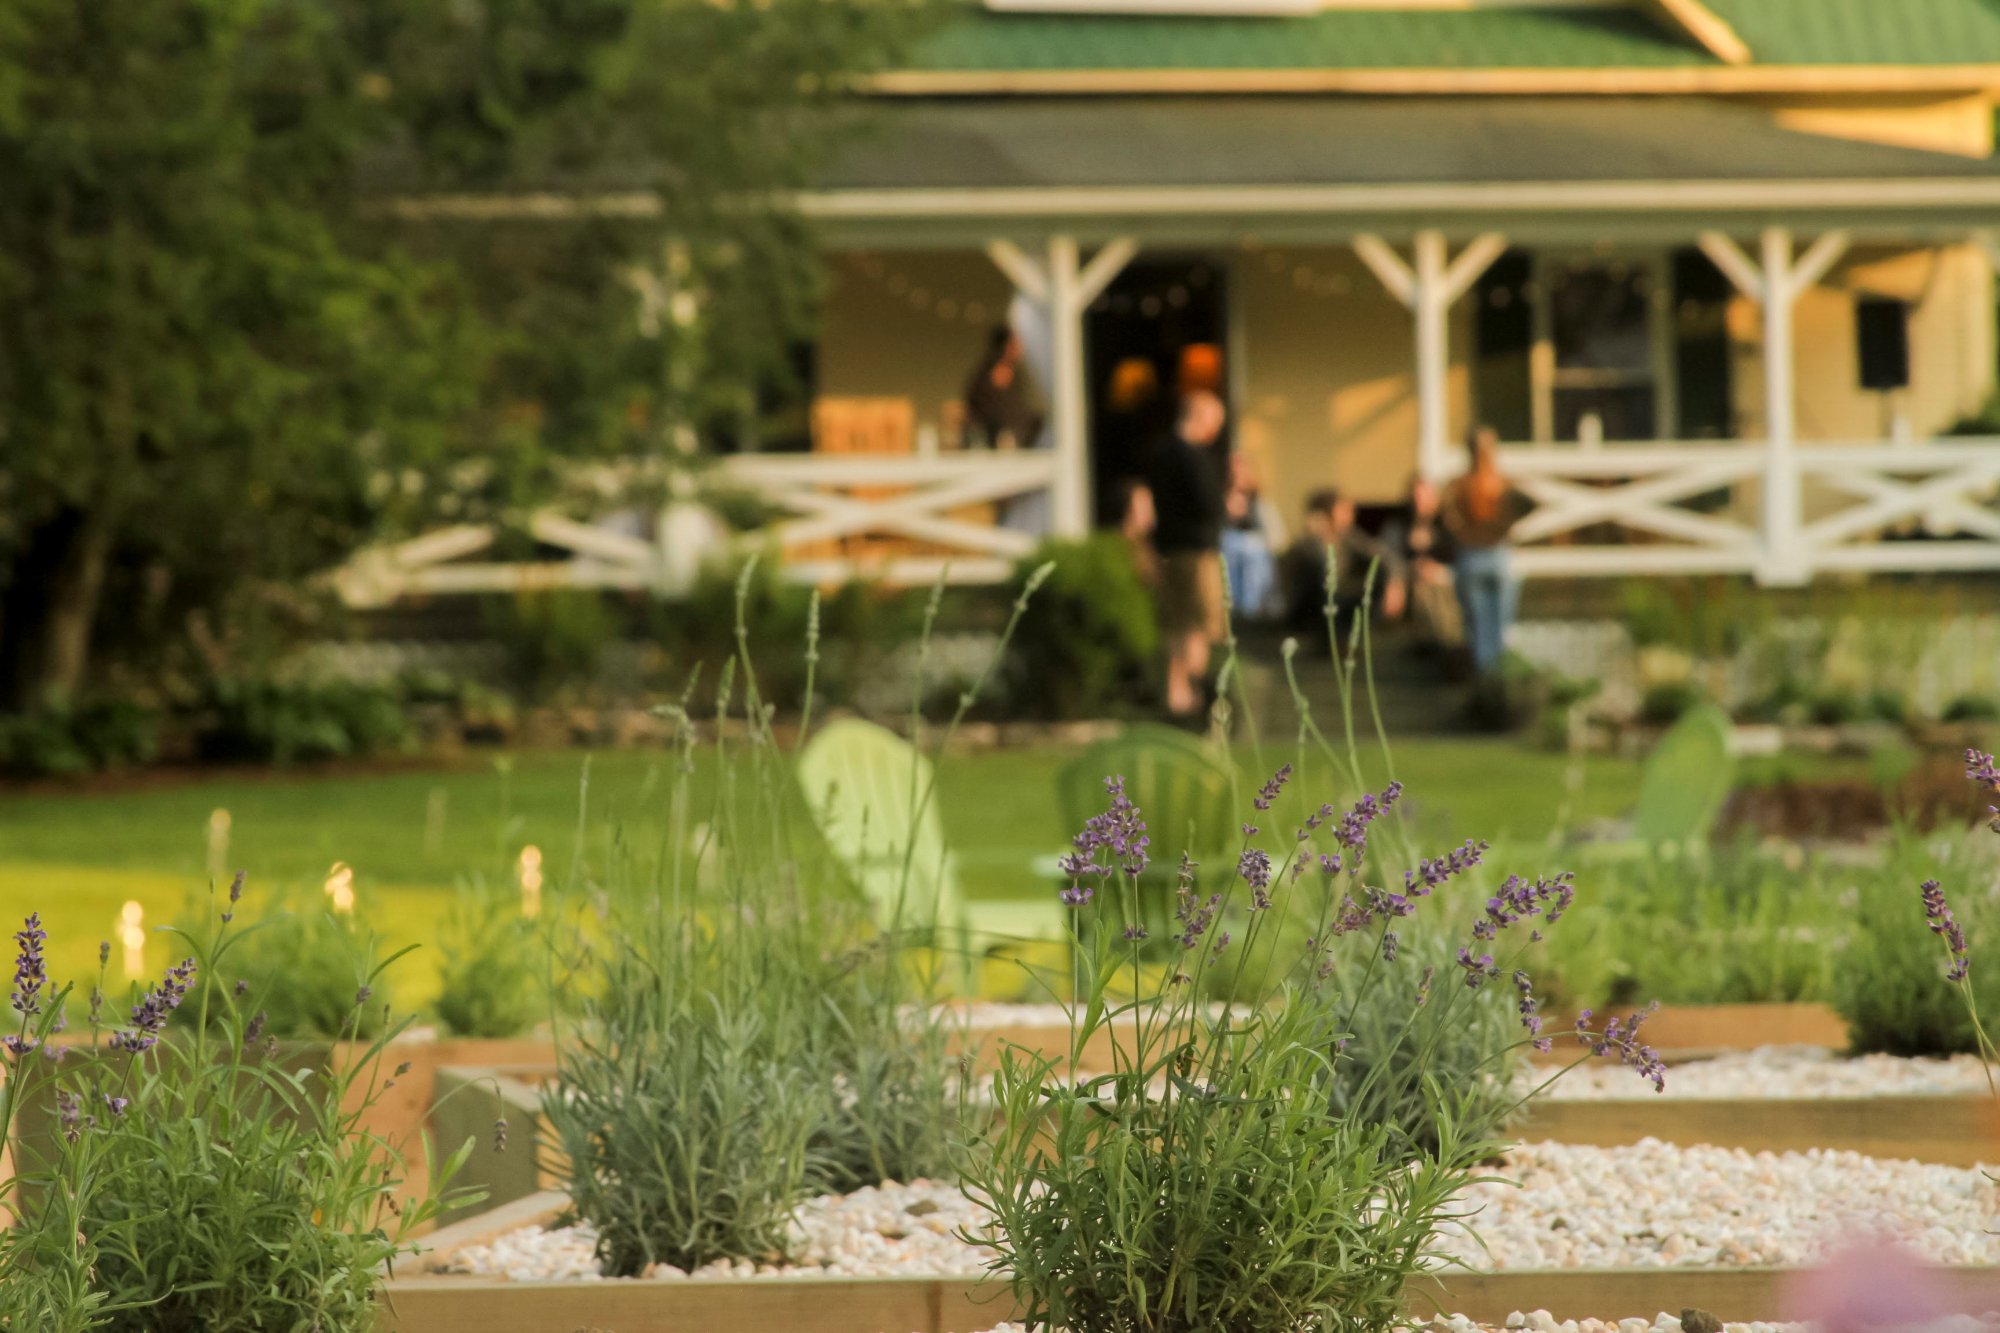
0, 738, 1644, 1007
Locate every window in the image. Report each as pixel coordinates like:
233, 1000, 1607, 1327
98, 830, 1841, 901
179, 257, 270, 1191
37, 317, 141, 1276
1473, 247, 1735, 444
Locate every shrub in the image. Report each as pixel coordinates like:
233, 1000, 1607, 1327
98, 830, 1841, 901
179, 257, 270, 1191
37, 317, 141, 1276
0, 699, 160, 779
0, 886, 474, 1328
433, 884, 543, 1039
966, 768, 1663, 1333
1638, 679, 1706, 726
484, 590, 621, 702
194, 677, 411, 765
1836, 825, 2000, 1056
1944, 694, 2000, 723
188, 891, 398, 1041
1006, 534, 1158, 719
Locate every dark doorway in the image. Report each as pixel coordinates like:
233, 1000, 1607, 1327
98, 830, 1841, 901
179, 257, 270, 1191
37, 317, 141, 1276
1085, 257, 1229, 527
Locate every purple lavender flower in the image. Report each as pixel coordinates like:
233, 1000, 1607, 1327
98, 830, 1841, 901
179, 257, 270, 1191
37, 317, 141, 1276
1381, 931, 1399, 963
112, 958, 197, 1054
102, 1095, 129, 1117
1, 1034, 36, 1058
354, 985, 372, 1009
1122, 923, 1149, 942
1317, 852, 1343, 878
55, 1090, 82, 1144
243, 1011, 267, 1050
1576, 1005, 1666, 1092
1967, 749, 2000, 833
221, 870, 246, 923
1238, 848, 1274, 910
1058, 776, 1151, 902
1414, 964, 1436, 1008
1406, 840, 1488, 894
1455, 946, 1497, 989
97, 941, 109, 969
1513, 969, 1553, 1052
1922, 879, 1971, 982
1334, 782, 1404, 857
1253, 764, 1293, 811
1472, 872, 1576, 942
1059, 883, 1094, 908
1210, 930, 1232, 961
11, 914, 47, 1017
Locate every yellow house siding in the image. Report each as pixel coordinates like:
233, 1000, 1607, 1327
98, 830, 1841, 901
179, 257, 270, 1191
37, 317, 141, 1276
817, 252, 1017, 436
1236, 246, 1461, 511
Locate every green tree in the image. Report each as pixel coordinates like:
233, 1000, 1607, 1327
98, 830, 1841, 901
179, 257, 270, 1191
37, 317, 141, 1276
0, 0, 926, 709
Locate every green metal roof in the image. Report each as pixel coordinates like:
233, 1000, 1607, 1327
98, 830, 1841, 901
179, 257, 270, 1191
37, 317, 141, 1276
1707, 0, 2000, 66
906, 1, 2000, 73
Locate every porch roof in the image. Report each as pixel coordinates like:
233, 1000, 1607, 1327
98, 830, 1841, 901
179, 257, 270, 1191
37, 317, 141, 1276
805, 94, 2000, 246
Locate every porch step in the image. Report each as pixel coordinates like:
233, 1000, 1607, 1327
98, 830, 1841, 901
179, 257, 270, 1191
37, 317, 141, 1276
1236, 626, 1469, 740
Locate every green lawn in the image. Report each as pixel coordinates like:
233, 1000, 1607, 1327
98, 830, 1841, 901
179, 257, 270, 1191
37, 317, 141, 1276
0, 738, 1645, 1005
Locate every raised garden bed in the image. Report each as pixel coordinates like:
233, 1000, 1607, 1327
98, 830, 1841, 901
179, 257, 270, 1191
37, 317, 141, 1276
1518, 1093, 2000, 1166
384, 1193, 2000, 1332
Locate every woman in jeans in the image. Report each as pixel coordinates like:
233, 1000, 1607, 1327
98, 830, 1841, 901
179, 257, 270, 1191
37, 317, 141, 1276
1441, 426, 1531, 675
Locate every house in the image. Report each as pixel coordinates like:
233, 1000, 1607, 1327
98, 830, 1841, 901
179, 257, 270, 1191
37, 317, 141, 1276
342, 0, 2000, 605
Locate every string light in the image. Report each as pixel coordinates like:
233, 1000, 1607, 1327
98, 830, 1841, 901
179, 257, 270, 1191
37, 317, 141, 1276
841, 253, 1000, 328
117, 901, 145, 979
324, 862, 356, 916
518, 846, 544, 920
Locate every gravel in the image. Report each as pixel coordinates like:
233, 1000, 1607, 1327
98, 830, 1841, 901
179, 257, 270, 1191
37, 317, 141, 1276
1541, 1046, 1992, 1101
444, 1140, 2000, 1283
1438, 1140, 2000, 1270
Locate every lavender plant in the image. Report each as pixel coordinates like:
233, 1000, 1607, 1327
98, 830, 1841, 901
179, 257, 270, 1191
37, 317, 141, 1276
2, 881, 478, 1330
1909, 749, 2000, 1075
434, 881, 542, 1038
543, 565, 1032, 1275
965, 769, 1664, 1333
0, 917, 107, 1332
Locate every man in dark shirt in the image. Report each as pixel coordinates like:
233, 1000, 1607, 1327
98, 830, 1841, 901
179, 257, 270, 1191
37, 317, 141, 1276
1147, 389, 1227, 718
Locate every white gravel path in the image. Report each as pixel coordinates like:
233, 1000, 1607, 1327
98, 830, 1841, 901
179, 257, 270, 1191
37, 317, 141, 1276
445, 1141, 2000, 1282
1438, 1140, 2000, 1271
1540, 1047, 1993, 1101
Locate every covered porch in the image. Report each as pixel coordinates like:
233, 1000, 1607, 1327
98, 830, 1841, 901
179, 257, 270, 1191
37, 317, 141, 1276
727, 94, 2000, 588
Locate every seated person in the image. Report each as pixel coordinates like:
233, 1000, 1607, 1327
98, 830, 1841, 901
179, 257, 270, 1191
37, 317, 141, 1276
1281, 488, 1400, 637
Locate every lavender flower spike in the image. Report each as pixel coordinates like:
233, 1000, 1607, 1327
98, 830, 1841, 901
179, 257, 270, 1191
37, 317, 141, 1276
1967, 749, 2000, 834
1922, 879, 1971, 982
11, 913, 47, 1018
112, 958, 197, 1054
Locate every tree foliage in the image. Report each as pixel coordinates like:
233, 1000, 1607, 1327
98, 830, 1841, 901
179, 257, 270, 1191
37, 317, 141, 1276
0, 0, 927, 708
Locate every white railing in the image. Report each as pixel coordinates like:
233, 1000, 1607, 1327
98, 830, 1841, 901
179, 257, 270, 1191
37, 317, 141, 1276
331, 437, 2000, 606
717, 450, 1059, 586
1501, 436, 2000, 582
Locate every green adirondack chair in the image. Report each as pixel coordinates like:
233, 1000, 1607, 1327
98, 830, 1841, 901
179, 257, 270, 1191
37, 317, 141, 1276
1052, 724, 1237, 931
1629, 701, 1736, 852
1575, 701, 1736, 861
797, 718, 1065, 961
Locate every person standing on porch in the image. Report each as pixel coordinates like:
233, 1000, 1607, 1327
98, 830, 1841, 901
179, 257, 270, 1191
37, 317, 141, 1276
1441, 426, 1531, 676
962, 324, 1041, 450
1148, 389, 1229, 719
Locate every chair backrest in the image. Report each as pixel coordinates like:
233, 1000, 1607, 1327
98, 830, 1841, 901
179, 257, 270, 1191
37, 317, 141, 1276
796, 718, 960, 930
1057, 724, 1237, 870
1632, 702, 1736, 850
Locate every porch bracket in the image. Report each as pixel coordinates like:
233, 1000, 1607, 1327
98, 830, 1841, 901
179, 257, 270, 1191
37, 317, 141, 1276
1696, 226, 1850, 587
986, 235, 1139, 537
1355, 229, 1507, 484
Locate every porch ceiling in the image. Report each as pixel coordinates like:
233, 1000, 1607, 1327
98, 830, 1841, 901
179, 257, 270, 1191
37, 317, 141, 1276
806, 95, 2000, 246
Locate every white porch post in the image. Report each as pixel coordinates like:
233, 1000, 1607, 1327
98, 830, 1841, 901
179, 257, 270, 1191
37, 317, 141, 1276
1356, 229, 1508, 483
986, 234, 1137, 537
1697, 225, 1849, 586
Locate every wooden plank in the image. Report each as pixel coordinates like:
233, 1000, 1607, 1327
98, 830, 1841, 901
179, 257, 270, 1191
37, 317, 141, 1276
378, 1267, 2000, 1331
1517, 1094, 2000, 1167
